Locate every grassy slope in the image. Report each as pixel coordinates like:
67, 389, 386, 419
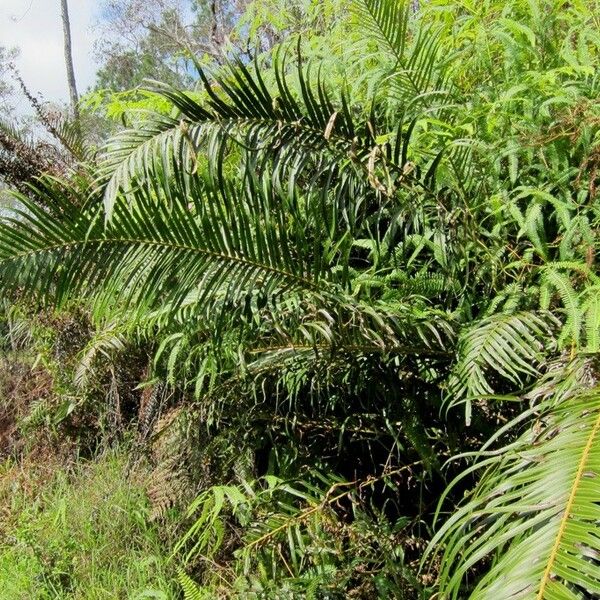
0, 452, 179, 599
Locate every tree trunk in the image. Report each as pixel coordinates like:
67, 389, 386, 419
60, 0, 79, 121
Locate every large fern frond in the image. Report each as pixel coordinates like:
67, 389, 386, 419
0, 174, 322, 320
447, 311, 559, 422
428, 382, 600, 599
351, 0, 452, 110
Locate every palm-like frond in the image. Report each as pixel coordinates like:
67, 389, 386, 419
73, 322, 127, 389
447, 311, 558, 422
96, 46, 438, 216
44, 112, 92, 164
145, 277, 456, 406
428, 382, 600, 599
351, 0, 451, 110
97, 115, 187, 215
0, 173, 322, 319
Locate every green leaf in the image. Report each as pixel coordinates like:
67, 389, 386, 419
429, 384, 600, 599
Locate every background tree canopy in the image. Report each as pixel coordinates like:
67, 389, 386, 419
0, 0, 599, 598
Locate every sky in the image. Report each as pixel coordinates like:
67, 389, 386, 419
0, 0, 100, 109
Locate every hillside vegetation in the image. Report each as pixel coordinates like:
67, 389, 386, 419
1, 0, 600, 598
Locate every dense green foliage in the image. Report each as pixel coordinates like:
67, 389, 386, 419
1, 0, 600, 597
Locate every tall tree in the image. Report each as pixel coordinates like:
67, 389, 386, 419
60, 0, 79, 120
93, 0, 247, 92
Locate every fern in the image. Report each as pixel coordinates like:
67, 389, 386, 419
176, 468, 423, 596
540, 263, 600, 350
429, 382, 600, 599
177, 569, 209, 600
447, 311, 558, 422
351, 0, 451, 111
1, 1, 600, 597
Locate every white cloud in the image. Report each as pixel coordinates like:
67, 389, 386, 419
0, 0, 100, 109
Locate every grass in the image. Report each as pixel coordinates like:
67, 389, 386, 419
0, 451, 180, 599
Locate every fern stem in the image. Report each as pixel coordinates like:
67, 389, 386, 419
245, 462, 422, 551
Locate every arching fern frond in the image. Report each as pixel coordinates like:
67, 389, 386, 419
428, 383, 600, 599
0, 173, 323, 321
352, 0, 411, 63
540, 263, 600, 350
447, 311, 558, 422
351, 0, 452, 110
